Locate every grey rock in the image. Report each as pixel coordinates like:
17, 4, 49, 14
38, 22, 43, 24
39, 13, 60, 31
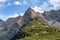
42, 9, 60, 27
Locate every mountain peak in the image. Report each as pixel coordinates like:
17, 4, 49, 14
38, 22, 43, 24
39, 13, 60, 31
27, 7, 35, 12
28, 7, 33, 9
23, 7, 36, 19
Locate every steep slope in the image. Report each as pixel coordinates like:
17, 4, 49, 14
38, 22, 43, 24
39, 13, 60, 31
10, 7, 45, 40
11, 16, 60, 40
11, 8, 60, 40
22, 7, 36, 24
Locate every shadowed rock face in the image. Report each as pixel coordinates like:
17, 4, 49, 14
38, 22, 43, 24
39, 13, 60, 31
0, 19, 3, 22
22, 7, 36, 24
42, 9, 60, 26
0, 16, 22, 40
22, 7, 42, 24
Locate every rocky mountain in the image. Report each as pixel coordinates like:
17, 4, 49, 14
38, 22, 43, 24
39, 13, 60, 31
11, 14, 60, 40
0, 16, 22, 40
0, 19, 3, 22
0, 7, 60, 40
11, 9, 60, 40
0, 19, 4, 28
0, 7, 39, 40
42, 9, 60, 26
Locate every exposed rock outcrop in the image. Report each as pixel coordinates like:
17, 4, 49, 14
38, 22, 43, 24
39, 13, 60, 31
42, 9, 60, 26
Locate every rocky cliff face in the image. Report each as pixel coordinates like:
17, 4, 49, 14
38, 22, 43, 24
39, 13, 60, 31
22, 7, 36, 24
42, 9, 60, 26
0, 16, 22, 40
0, 19, 3, 22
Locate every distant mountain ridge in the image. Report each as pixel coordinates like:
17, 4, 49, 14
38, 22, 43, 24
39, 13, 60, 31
43, 9, 60, 26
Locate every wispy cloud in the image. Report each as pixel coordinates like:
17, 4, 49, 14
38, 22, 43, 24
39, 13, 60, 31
0, 15, 8, 21
29, 0, 39, 6
29, 0, 39, 3
0, 0, 7, 8
32, 6, 44, 13
49, 0, 60, 10
7, 3, 11, 6
0, 4, 3, 7
23, 0, 28, 5
14, 1, 21, 5
0, 0, 11, 9
0, 13, 19, 21
20, 13, 24, 16
40, 2, 53, 11
32, 2, 52, 12
8, 13, 19, 18
0, 13, 24, 21
33, 0, 60, 12
0, 0, 7, 2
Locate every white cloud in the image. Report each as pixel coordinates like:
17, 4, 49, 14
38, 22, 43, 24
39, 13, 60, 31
20, 13, 24, 16
0, 4, 3, 7
49, 0, 60, 10
7, 3, 11, 6
40, 2, 48, 10
0, 1, 11, 9
1, 14, 17, 21
8, 13, 19, 18
0, 13, 24, 21
23, 0, 27, 5
8, 13, 24, 18
32, 2, 54, 12
0, 0, 8, 8
0, 4, 6, 9
14, 1, 21, 5
0, 0, 7, 2
29, 0, 39, 3
29, 0, 39, 6
32, 6, 44, 13
0, 15, 8, 21
0, 13, 19, 21
32, 0, 60, 11
49, 0, 60, 4
40, 2, 53, 11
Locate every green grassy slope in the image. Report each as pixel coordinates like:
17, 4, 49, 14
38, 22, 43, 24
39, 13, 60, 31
11, 18, 60, 40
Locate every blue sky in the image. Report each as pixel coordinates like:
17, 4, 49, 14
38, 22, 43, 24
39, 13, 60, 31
0, 0, 60, 21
